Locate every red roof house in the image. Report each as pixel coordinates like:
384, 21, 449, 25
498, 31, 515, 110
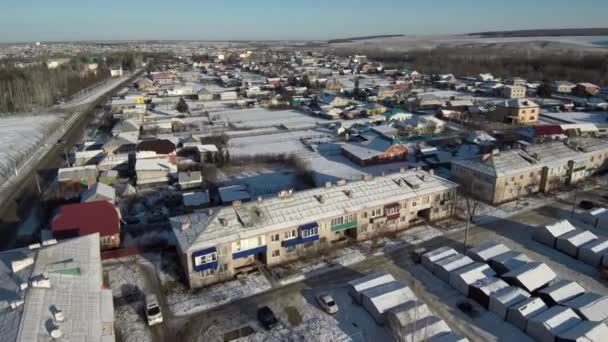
51, 201, 121, 250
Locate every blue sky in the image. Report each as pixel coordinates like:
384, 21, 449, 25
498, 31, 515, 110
1, 0, 607, 42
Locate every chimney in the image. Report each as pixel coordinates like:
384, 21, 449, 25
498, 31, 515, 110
336, 179, 347, 186
428, 169, 434, 175
257, 196, 263, 203
232, 200, 242, 207
325, 182, 332, 189
399, 167, 406, 173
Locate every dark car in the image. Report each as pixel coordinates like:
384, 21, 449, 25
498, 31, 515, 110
257, 306, 279, 330
579, 200, 596, 210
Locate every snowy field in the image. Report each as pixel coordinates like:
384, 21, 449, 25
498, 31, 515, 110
0, 114, 63, 173
213, 107, 330, 129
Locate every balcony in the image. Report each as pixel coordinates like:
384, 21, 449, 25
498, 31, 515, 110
232, 245, 267, 260
281, 234, 319, 248
192, 247, 218, 272
330, 218, 358, 232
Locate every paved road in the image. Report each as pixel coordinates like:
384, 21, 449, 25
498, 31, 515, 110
168, 186, 608, 342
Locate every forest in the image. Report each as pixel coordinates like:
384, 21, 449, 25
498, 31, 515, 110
332, 47, 608, 86
0, 52, 143, 113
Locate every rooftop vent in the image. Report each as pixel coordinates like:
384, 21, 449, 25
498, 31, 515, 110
42, 239, 58, 246
31, 274, 51, 289
314, 194, 324, 204
257, 196, 263, 203
51, 306, 65, 322
179, 216, 191, 231
278, 189, 294, 198
232, 200, 242, 207
336, 179, 347, 186
11, 257, 34, 273
28, 243, 41, 250
10, 299, 24, 309
218, 217, 228, 227
325, 182, 332, 189
399, 167, 406, 173
343, 190, 353, 198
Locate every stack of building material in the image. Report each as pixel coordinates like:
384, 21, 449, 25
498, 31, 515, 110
428, 332, 469, 342
534, 220, 577, 248
469, 277, 509, 309
538, 280, 585, 306
556, 320, 608, 342
432, 254, 474, 283
555, 229, 598, 258
525, 306, 582, 342
563, 292, 608, 322
578, 238, 608, 267
361, 281, 415, 324
466, 241, 510, 263
348, 271, 395, 304
449, 262, 496, 296
507, 297, 549, 331
502, 262, 557, 293
488, 286, 531, 320
421, 247, 459, 271
489, 251, 532, 275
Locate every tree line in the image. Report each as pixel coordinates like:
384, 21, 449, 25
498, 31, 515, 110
332, 47, 608, 86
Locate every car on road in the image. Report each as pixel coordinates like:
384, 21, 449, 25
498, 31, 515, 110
316, 294, 339, 314
145, 294, 163, 326
257, 306, 279, 330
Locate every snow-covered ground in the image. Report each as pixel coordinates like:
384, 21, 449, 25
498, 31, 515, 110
167, 273, 272, 317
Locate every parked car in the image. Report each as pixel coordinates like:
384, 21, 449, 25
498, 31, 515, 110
257, 306, 279, 330
145, 295, 163, 326
579, 200, 597, 210
316, 294, 339, 314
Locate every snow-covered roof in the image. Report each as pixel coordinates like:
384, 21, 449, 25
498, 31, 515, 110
466, 241, 510, 262
538, 279, 585, 305
503, 262, 557, 293
527, 306, 581, 341
0, 234, 114, 342
81, 182, 116, 203
361, 281, 415, 315
542, 220, 577, 239
563, 292, 608, 322
348, 271, 395, 294
557, 321, 608, 342
172, 170, 458, 252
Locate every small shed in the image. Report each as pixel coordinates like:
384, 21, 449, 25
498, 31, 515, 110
506, 297, 548, 331
421, 247, 459, 271
488, 286, 531, 320
534, 220, 577, 248
526, 306, 582, 342
432, 254, 474, 283
387, 300, 433, 340
488, 251, 532, 275
578, 238, 608, 267
466, 241, 511, 263
361, 281, 415, 324
348, 271, 396, 304
395, 316, 452, 342
449, 262, 496, 296
469, 277, 509, 309
538, 280, 585, 306
555, 229, 598, 258
556, 320, 608, 342
563, 292, 608, 322
428, 332, 469, 342
503, 262, 557, 293
580, 207, 608, 229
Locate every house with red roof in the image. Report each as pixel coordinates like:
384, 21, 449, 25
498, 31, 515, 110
51, 201, 121, 250
519, 125, 567, 143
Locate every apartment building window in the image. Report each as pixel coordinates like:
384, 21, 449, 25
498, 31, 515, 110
202, 269, 216, 278
272, 250, 280, 257
360, 224, 368, 233
302, 227, 319, 238
370, 208, 383, 218
529, 172, 534, 178
284, 230, 297, 240
434, 195, 440, 202
412, 201, 418, 207
257, 236, 263, 246
401, 202, 407, 209
422, 196, 430, 204
385, 206, 399, 216
234, 241, 241, 252
271, 234, 280, 242
218, 264, 228, 273
217, 247, 224, 257
401, 216, 407, 222
520, 175, 524, 180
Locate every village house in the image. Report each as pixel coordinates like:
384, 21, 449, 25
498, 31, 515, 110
51, 201, 121, 250
553, 81, 577, 94
502, 85, 526, 99
170, 170, 457, 288
109, 65, 123, 77
493, 99, 540, 124
341, 130, 407, 166
573, 82, 601, 97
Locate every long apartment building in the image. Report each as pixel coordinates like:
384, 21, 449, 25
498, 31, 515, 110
171, 169, 458, 288
452, 138, 608, 205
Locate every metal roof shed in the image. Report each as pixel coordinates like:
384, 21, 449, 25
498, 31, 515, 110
449, 262, 497, 296
428, 332, 469, 342
361, 281, 415, 325
526, 306, 582, 342
488, 286, 531, 320
432, 254, 474, 283
348, 271, 396, 304
387, 300, 432, 339
555, 229, 598, 258
396, 315, 452, 342
489, 251, 532, 276
578, 238, 608, 268
563, 292, 608, 322
503, 262, 557, 293
538, 280, 585, 306
506, 297, 549, 331
556, 320, 608, 342
534, 220, 577, 248
466, 241, 511, 263
421, 247, 459, 272
469, 277, 509, 309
